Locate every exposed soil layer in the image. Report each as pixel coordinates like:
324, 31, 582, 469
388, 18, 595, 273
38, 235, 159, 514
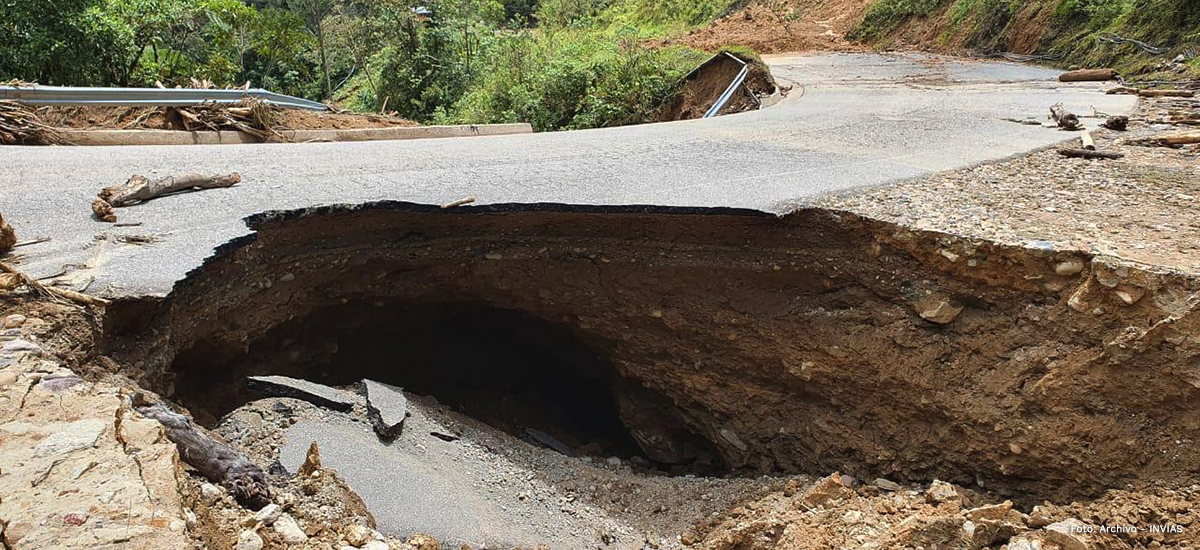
657, 53, 777, 121
668, 0, 871, 54
97, 204, 1200, 507
35, 105, 416, 131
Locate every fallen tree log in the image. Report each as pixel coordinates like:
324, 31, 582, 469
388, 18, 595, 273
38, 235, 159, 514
1126, 132, 1200, 147
1080, 131, 1096, 150
1059, 68, 1118, 82
94, 172, 240, 223
0, 212, 14, 256
1138, 89, 1196, 98
1050, 103, 1083, 130
1057, 148, 1124, 160
133, 394, 270, 509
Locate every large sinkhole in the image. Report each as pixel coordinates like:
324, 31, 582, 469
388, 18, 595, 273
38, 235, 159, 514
101, 204, 1200, 503
167, 299, 725, 473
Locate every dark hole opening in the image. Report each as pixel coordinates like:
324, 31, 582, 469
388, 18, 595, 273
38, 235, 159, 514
170, 301, 717, 470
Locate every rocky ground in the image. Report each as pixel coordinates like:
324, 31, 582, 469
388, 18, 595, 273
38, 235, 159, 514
816, 94, 1200, 273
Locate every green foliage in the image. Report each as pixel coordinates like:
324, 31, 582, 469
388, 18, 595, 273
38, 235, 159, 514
849, 0, 948, 41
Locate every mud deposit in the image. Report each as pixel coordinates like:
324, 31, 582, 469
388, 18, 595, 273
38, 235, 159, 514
94, 204, 1200, 507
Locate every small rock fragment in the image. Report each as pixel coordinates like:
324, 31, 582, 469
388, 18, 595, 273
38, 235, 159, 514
801, 473, 852, 507
2, 314, 25, 328
361, 541, 389, 550
873, 478, 900, 491
254, 503, 281, 525
914, 295, 964, 325
274, 514, 308, 543
298, 441, 323, 477
965, 500, 1013, 521
235, 530, 264, 550
1054, 259, 1085, 276
33, 418, 106, 457
1045, 518, 1091, 550
201, 483, 222, 503
924, 479, 959, 503
344, 524, 373, 547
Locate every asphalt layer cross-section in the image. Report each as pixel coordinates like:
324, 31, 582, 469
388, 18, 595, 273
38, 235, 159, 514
0, 53, 1136, 296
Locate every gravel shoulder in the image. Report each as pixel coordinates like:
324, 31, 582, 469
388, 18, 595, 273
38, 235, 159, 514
816, 95, 1200, 272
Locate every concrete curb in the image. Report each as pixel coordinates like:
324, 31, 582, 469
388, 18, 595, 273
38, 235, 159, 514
60, 123, 533, 146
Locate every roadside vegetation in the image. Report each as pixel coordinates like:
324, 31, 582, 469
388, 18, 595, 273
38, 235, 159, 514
849, 0, 1200, 76
0, 0, 744, 131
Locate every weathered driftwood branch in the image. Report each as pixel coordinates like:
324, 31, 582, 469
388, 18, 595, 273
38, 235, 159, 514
1050, 103, 1082, 130
0, 261, 110, 306
133, 395, 270, 509
1058, 148, 1124, 160
94, 172, 241, 223
0, 212, 15, 256
1059, 68, 1118, 82
1126, 132, 1200, 148
1138, 89, 1195, 98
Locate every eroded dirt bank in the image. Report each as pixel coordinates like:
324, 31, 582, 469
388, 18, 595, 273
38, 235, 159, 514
98, 204, 1200, 507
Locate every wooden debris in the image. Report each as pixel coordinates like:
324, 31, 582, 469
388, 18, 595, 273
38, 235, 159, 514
1050, 103, 1082, 131
1102, 116, 1129, 131
1126, 132, 1200, 148
0, 100, 69, 145
13, 237, 50, 248
94, 172, 240, 223
1057, 148, 1123, 160
0, 212, 15, 256
1106, 86, 1139, 95
440, 196, 476, 209
0, 261, 110, 306
1080, 131, 1096, 150
165, 98, 287, 142
1138, 89, 1195, 98
1059, 68, 1118, 82
133, 394, 270, 509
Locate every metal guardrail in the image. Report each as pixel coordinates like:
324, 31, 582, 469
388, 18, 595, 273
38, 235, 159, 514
703, 53, 750, 119
0, 85, 327, 111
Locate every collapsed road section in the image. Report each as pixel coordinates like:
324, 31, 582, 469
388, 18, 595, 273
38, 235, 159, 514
2, 203, 1198, 548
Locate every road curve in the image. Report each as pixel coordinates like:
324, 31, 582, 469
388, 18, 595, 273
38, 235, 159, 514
0, 52, 1136, 296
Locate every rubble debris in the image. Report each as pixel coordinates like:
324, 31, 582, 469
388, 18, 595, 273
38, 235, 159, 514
1058, 68, 1118, 82
0, 212, 15, 255
430, 431, 460, 442
133, 394, 271, 509
914, 293, 964, 324
93, 172, 241, 223
246, 375, 356, 411
1050, 103, 1082, 130
1057, 148, 1124, 160
1101, 115, 1129, 131
872, 478, 901, 491
363, 379, 408, 439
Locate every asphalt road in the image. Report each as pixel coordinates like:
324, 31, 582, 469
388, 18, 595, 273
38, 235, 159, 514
0, 53, 1136, 296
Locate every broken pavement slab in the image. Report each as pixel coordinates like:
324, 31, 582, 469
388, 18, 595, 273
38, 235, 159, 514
362, 379, 407, 439
246, 375, 357, 411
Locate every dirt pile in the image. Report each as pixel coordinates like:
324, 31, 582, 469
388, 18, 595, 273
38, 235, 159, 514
668, 0, 872, 54
657, 52, 778, 121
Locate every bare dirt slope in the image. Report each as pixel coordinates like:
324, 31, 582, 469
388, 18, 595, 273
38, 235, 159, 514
669, 0, 872, 54
36, 105, 416, 131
